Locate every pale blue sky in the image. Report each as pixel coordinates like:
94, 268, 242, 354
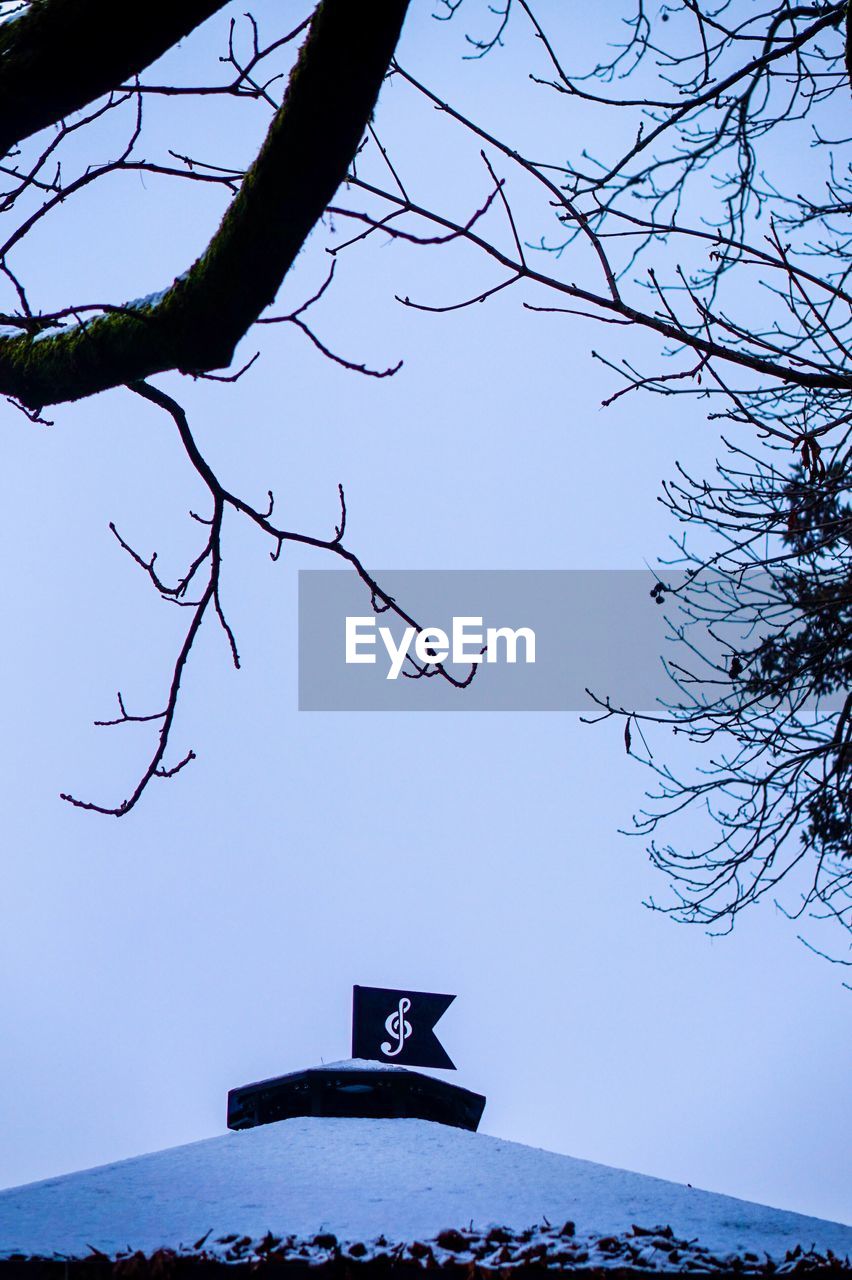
0, 0, 849, 1229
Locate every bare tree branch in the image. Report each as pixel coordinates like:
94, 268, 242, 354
0, 0, 230, 157
0, 0, 411, 408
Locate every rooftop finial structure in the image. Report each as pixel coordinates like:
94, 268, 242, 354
227, 984, 486, 1133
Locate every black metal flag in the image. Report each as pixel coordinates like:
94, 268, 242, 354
352, 984, 456, 1070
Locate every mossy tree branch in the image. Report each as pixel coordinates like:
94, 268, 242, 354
0, 0, 410, 409
0, 0, 230, 158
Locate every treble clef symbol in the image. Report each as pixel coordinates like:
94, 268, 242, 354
381, 996, 412, 1058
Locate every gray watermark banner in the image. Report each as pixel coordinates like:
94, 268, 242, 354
298, 569, 697, 712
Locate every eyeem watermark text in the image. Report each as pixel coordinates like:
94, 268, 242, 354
345, 615, 536, 680
299, 569, 687, 712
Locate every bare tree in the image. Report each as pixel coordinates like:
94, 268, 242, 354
0, 0, 489, 816
316, 0, 852, 956
0, 1, 411, 406
2, 0, 850, 962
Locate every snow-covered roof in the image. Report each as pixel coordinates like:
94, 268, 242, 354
0, 1113, 850, 1269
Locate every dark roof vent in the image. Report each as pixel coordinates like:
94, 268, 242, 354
227, 1060, 486, 1133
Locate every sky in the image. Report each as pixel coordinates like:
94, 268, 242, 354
0, 0, 849, 1231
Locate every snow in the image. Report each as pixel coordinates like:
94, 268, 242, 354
31, 324, 70, 342
1, 269, 189, 347
0, 1114, 849, 1268
125, 288, 170, 311
28, 291, 168, 344
0, 5, 25, 32
24, 287, 175, 346
124, 270, 188, 312
311, 1057, 412, 1072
